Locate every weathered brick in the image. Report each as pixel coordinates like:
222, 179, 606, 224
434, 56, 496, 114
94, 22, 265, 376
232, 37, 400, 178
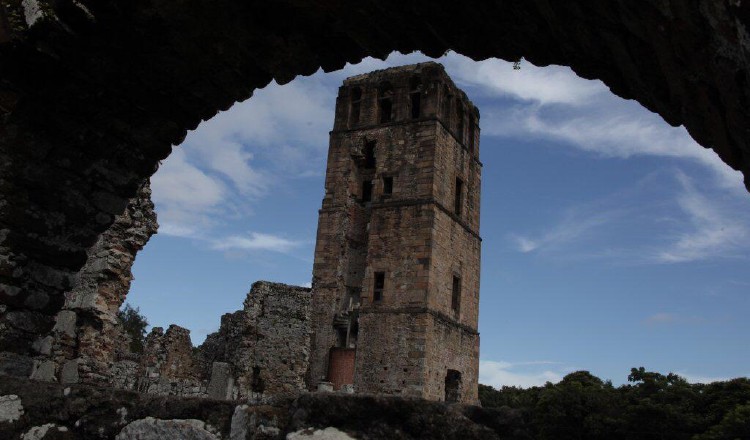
310, 62, 481, 404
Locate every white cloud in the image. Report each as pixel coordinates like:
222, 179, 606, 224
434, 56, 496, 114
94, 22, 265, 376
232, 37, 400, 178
211, 232, 304, 254
643, 313, 678, 325
440, 53, 744, 190
677, 372, 740, 384
150, 73, 340, 237
509, 208, 623, 255
150, 149, 228, 237
445, 55, 603, 106
654, 172, 749, 263
480, 360, 568, 388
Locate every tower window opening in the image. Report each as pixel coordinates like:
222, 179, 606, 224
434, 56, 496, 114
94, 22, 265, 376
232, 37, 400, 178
373, 272, 385, 302
451, 275, 461, 313
350, 87, 362, 126
383, 176, 393, 195
468, 114, 475, 153
362, 180, 373, 203
410, 93, 421, 119
442, 86, 452, 123
379, 99, 392, 123
455, 99, 464, 143
364, 141, 376, 169
410, 76, 422, 119
454, 177, 463, 217
378, 82, 393, 123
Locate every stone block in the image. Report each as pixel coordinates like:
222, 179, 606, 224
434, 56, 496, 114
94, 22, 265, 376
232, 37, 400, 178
52, 311, 76, 338
115, 418, 218, 440
207, 362, 233, 400
60, 359, 80, 384
0, 394, 24, 423
29, 360, 56, 382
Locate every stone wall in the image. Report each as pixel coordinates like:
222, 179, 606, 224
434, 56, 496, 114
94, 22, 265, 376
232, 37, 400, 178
22, 181, 157, 385
135, 325, 205, 397
198, 281, 313, 400
0, 375, 521, 440
96, 281, 312, 401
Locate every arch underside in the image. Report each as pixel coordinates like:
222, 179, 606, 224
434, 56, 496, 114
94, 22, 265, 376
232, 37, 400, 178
0, 0, 749, 367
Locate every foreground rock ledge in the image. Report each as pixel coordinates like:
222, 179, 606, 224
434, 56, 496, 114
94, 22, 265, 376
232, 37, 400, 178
0, 375, 520, 439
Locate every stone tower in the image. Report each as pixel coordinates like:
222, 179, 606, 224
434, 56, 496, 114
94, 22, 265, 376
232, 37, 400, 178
309, 62, 481, 404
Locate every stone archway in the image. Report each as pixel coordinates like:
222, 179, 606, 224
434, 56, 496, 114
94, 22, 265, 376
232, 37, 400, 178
1, 0, 749, 376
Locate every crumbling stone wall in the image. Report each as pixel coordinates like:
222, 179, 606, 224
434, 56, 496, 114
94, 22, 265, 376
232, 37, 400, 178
199, 281, 312, 400
0, 375, 521, 440
135, 325, 204, 397
15, 181, 156, 384
95, 281, 312, 401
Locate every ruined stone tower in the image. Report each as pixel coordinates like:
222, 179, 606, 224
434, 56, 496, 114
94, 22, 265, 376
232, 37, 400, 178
309, 62, 481, 403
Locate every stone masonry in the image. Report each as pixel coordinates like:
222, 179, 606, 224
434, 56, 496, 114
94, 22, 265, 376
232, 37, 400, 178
309, 62, 482, 404
101, 281, 313, 401
27, 180, 158, 385
198, 281, 312, 400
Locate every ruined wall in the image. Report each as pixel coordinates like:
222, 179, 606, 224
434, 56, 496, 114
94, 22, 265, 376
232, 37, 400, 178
94, 281, 313, 400
198, 281, 312, 400
23, 181, 157, 385
0, 375, 520, 440
135, 325, 205, 397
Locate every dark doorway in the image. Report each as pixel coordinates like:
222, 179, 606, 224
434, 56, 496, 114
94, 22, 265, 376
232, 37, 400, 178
445, 369, 462, 403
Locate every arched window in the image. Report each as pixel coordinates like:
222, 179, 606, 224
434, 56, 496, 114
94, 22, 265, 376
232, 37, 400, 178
349, 87, 362, 127
409, 76, 422, 119
378, 82, 393, 123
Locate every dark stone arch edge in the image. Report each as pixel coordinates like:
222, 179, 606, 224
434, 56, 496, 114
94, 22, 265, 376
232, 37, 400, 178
0, 0, 748, 363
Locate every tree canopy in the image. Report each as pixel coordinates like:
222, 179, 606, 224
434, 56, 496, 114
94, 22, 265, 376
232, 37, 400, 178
117, 303, 148, 354
479, 369, 750, 440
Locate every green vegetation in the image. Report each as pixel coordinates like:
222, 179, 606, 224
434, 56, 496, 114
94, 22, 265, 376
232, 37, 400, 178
117, 303, 148, 354
479, 368, 750, 440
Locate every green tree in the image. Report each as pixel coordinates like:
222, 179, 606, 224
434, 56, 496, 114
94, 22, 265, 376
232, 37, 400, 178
534, 371, 624, 440
694, 404, 750, 440
117, 303, 148, 354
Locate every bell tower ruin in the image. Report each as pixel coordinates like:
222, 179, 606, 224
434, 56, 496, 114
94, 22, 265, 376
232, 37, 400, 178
309, 62, 482, 404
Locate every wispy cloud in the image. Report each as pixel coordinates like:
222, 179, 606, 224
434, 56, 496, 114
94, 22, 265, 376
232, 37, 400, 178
440, 53, 744, 190
479, 360, 570, 388
642, 312, 710, 326
676, 372, 739, 384
211, 232, 304, 253
510, 208, 624, 255
445, 56, 603, 106
506, 166, 750, 264
643, 313, 679, 325
653, 172, 750, 263
150, 149, 228, 237
151, 75, 337, 237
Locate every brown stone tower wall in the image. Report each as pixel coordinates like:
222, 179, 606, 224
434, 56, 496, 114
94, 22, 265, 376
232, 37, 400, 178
310, 62, 481, 403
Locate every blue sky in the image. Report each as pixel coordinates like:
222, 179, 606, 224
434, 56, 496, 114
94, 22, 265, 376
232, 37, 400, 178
128, 52, 750, 389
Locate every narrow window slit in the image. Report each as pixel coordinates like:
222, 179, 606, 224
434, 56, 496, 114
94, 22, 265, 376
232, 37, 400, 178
383, 176, 393, 195
373, 272, 385, 302
454, 177, 463, 217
